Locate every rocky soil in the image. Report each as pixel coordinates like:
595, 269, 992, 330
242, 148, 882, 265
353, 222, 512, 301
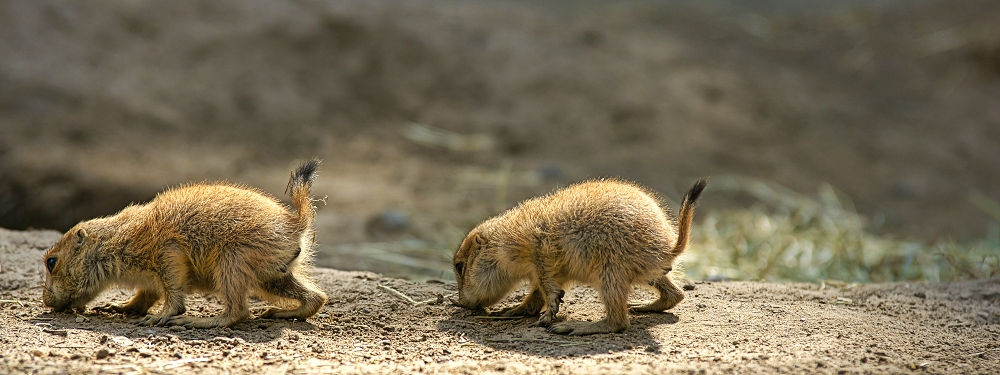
2, 229, 997, 374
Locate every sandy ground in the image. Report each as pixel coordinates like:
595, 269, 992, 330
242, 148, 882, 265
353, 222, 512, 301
2, 229, 998, 374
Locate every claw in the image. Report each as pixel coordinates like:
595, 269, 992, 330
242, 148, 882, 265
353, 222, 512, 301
135, 314, 175, 327
532, 316, 553, 328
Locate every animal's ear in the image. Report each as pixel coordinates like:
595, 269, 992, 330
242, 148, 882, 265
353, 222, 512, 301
473, 234, 486, 247
75, 228, 88, 245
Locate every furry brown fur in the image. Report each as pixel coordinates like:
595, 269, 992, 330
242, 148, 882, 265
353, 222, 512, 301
453, 178, 707, 335
41, 160, 328, 328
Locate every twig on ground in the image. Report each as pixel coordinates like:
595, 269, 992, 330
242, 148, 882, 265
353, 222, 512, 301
42, 328, 68, 336
378, 283, 418, 303
51, 344, 89, 349
966, 348, 1000, 357
0, 299, 25, 306
378, 284, 438, 306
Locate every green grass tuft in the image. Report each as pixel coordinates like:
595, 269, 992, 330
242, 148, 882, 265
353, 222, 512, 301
683, 176, 1000, 283
327, 175, 1000, 283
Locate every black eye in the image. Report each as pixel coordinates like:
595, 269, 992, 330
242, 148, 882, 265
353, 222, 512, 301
454, 262, 465, 276
46, 257, 57, 272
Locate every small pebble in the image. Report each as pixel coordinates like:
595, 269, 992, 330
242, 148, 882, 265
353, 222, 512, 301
31, 349, 46, 357
75, 317, 85, 323
95, 349, 110, 360
212, 337, 235, 344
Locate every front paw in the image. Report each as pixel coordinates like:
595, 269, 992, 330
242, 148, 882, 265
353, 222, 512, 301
134, 314, 176, 326
167, 316, 226, 329
260, 308, 304, 320
532, 314, 554, 328
93, 304, 124, 314
95, 304, 147, 316
492, 305, 540, 317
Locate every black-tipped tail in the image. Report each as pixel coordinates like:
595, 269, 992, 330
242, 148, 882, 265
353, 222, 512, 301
685, 178, 708, 205
288, 159, 320, 193
286, 159, 321, 228
670, 178, 708, 255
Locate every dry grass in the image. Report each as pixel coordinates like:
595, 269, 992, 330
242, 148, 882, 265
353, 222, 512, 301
683, 175, 1000, 283
326, 175, 999, 283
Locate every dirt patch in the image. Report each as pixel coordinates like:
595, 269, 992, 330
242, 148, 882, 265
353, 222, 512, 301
2, 229, 997, 374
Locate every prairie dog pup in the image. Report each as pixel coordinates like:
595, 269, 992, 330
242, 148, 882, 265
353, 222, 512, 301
42, 160, 329, 328
454, 178, 707, 335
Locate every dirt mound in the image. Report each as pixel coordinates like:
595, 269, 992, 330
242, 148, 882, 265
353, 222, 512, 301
1, 229, 998, 374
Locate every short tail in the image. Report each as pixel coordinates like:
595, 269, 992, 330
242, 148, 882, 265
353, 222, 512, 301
286, 159, 321, 230
670, 178, 708, 255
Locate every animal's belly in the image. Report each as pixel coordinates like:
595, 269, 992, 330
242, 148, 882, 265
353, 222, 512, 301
182, 269, 216, 292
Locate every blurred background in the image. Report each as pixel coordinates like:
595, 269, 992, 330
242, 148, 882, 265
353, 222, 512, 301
1, 0, 998, 283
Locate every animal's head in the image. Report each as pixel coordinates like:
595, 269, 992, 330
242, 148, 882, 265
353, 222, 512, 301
42, 222, 108, 312
453, 224, 513, 310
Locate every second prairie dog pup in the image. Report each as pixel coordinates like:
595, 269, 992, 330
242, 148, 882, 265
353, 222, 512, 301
41, 159, 328, 328
454, 178, 707, 335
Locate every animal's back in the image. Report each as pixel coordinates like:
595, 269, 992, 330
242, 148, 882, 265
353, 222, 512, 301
525, 179, 676, 280
149, 183, 295, 243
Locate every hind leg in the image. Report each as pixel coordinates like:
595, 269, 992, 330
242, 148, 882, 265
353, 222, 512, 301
548, 273, 631, 335
630, 275, 685, 313
258, 272, 328, 320
167, 258, 252, 328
